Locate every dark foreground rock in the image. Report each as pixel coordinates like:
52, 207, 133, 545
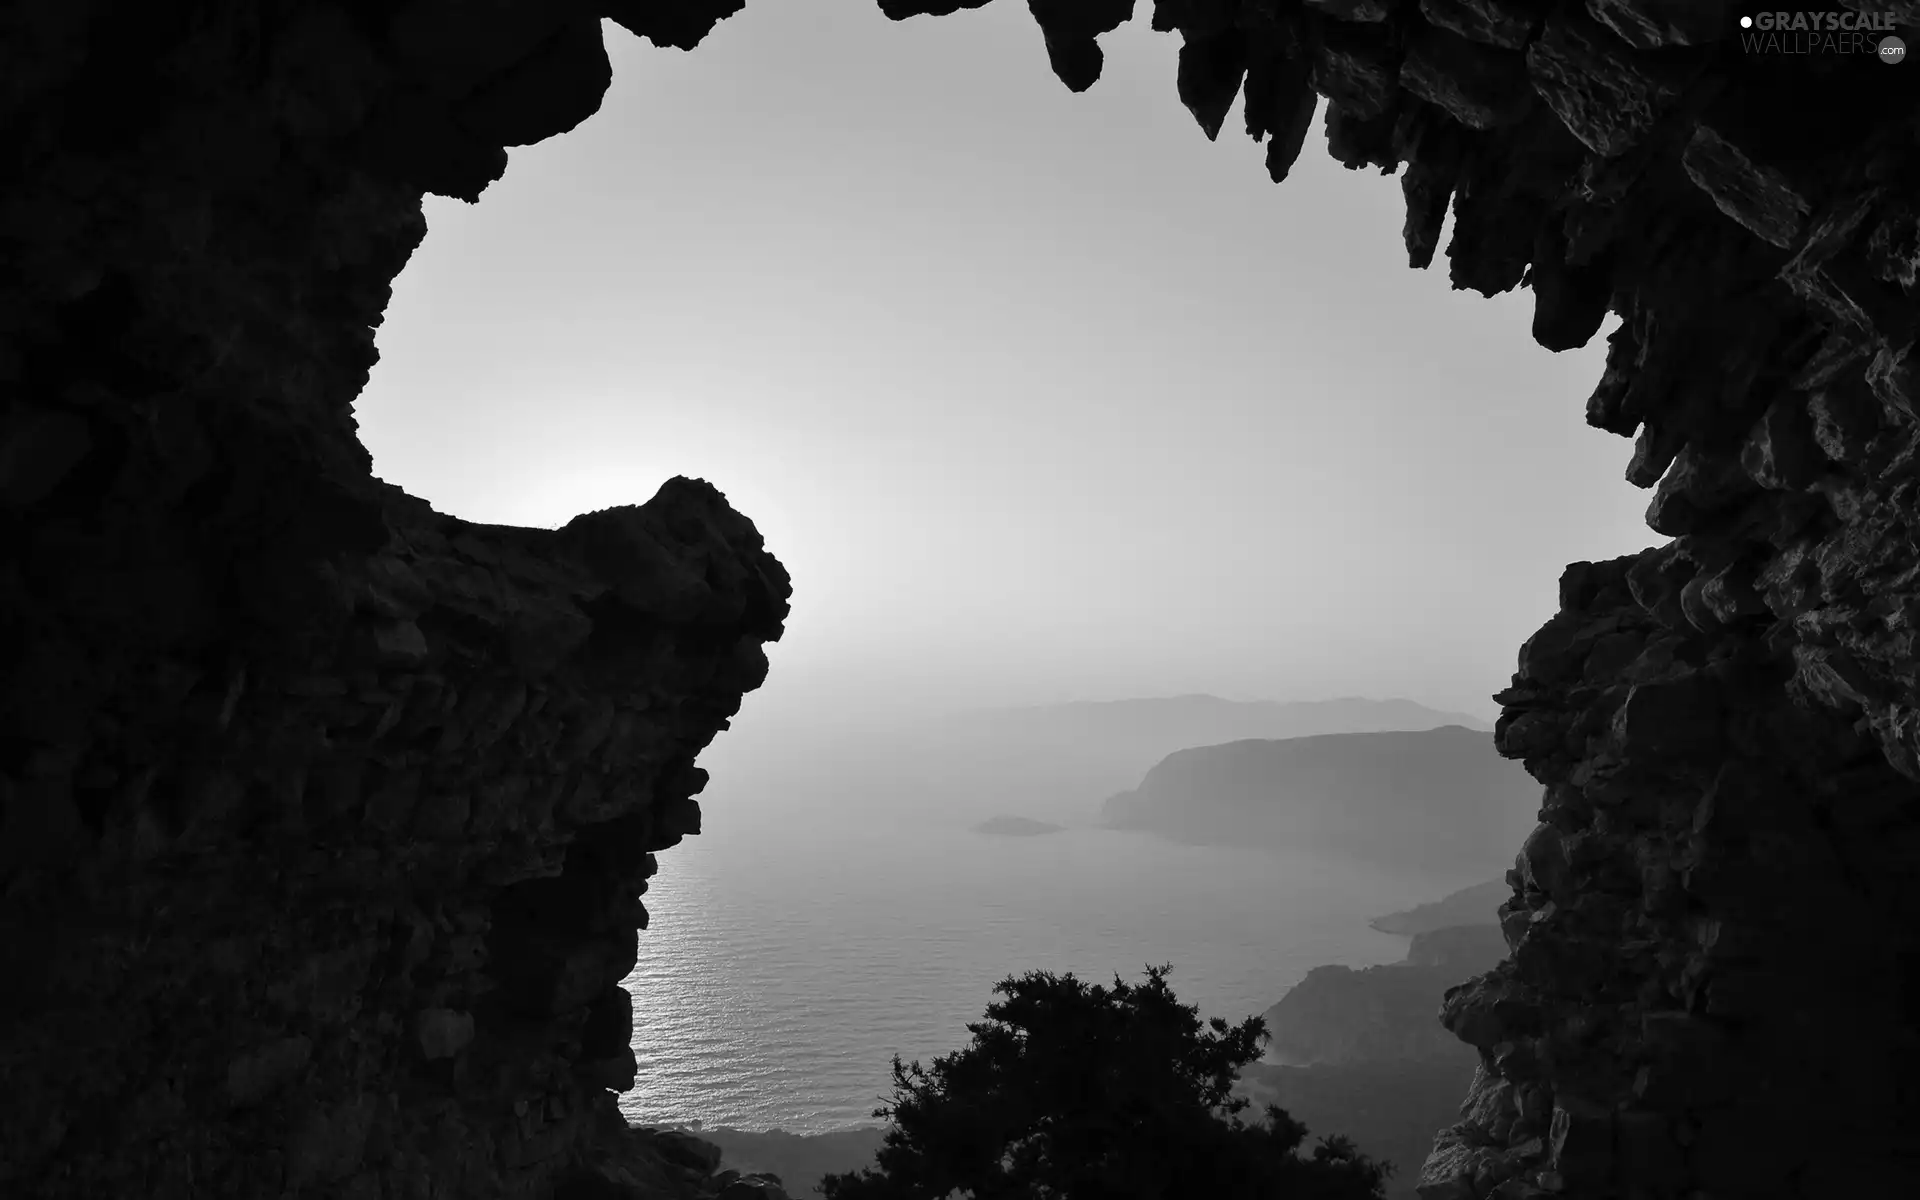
7, 2, 1920, 1200
0, 472, 791, 1200
0, 6, 792, 1195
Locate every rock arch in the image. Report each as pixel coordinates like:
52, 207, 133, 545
1, 2, 1915, 1198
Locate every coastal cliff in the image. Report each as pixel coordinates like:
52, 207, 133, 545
1100, 726, 1539, 878
1268, 960, 1473, 1065
1242, 919, 1505, 1199
4, 3, 1918, 1200
1262, 924, 1507, 1067
1369, 880, 1509, 937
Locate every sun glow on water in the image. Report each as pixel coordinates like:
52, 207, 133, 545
617, 817, 1446, 1133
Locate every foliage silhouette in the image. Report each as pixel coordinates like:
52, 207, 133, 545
818, 965, 1389, 1200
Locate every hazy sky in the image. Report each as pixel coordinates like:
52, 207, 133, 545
354, 1, 1655, 726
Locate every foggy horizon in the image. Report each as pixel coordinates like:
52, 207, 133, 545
354, 2, 1657, 730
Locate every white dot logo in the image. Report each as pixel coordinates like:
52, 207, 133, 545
1740, 15, 1753, 27
1882, 36, 1908, 64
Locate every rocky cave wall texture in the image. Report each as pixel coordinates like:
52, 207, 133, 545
1, 1, 1916, 1199
0, 2, 792, 1198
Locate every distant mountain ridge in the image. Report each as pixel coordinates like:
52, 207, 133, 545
954, 694, 1493, 740
903, 696, 1498, 824
705, 693, 1499, 830
1099, 726, 1539, 880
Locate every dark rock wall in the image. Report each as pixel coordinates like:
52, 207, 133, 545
1, 2, 787, 1198
3, 2, 1917, 1200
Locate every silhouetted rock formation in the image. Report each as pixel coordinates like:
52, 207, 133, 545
7, 3, 1920, 1200
972, 814, 1066, 835
1370, 879, 1508, 936
1100, 727, 1538, 877
0, 5, 789, 1197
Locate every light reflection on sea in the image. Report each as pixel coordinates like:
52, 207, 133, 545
617, 813, 1444, 1134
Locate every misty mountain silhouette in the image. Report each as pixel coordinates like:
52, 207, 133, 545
1098, 726, 1538, 879
910, 696, 1495, 821
713, 694, 1495, 830
954, 694, 1491, 745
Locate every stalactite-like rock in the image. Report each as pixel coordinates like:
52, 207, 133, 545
3, 2, 1918, 1199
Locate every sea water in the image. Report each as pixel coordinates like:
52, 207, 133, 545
617, 809, 1453, 1134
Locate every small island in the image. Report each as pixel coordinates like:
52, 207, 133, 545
972, 815, 1064, 837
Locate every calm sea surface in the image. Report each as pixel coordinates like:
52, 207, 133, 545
615, 810, 1461, 1134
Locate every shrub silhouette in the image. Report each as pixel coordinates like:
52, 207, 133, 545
819, 965, 1388, 1200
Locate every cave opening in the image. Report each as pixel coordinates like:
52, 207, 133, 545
1, 2, 1917, 1200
